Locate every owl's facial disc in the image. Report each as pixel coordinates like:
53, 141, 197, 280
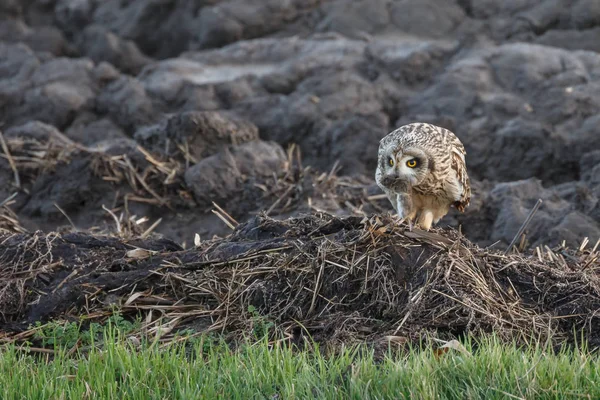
386, 148, 428, 185
377, 147, 429, 190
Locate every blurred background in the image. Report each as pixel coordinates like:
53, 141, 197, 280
0, 0, 599, 250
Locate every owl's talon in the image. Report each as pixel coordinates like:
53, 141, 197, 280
407, 219, 414, 232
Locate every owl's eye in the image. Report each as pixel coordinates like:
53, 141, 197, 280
406, 159, 418, 168
388, 157, 394, 166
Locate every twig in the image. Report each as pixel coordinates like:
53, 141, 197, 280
404, 229, 453, 246
295, 145, 302, 173
266, 185, 294, 216
326, 160, 340, 181
211, 209, 236, 230
591, 238, 600, 254
141, 217, 162, 239
0, 130, 20, 188
308, 256, 326, 316
581, 256, 598, 271
102, 204, 122, 234
579, 237, 589, 252
12, 346, 55, 354
52, 269, 79, 293
211, 202, 238, 226
367, 194, 388, 201
124, 157, 168, 207
0, 192, 18, 208
487, 387, 525, 400
54, 202, 77, 231
504, 199, 543, 255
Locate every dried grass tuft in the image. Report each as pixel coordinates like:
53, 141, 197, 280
0, 213, 598, 349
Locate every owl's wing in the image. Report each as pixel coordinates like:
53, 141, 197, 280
450, 142, 471, 213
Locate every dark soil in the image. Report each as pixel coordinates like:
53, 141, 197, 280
1, 213, 599, 348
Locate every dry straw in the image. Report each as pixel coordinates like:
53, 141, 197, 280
0, 133, 598, 350
0, 212, 598, 349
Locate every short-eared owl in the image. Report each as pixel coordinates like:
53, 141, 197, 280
375, 122, 471, 230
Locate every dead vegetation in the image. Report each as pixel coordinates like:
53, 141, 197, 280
0, 132, 599, 351
0, 212, 598, 350
0, 132, 384, 238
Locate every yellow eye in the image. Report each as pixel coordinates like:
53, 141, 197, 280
388, 157, 394, 166
406, 159, 417, 168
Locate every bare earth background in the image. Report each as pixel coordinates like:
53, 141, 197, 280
1, 0, 600, 249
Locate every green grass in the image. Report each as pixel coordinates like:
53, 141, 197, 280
1, 323, 599, 399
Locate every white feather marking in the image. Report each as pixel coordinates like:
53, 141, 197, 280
396, 197, 406, 219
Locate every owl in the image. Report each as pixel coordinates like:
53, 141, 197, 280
375, 122, 471, 230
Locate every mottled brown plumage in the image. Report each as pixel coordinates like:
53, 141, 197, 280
375, 122, 471, 230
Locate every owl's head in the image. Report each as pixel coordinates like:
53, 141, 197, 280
376, 146, 431, 190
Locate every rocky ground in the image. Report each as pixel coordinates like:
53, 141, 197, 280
1, 0, 600, 250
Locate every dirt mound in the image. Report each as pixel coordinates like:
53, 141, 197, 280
1, 213, 598, 348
